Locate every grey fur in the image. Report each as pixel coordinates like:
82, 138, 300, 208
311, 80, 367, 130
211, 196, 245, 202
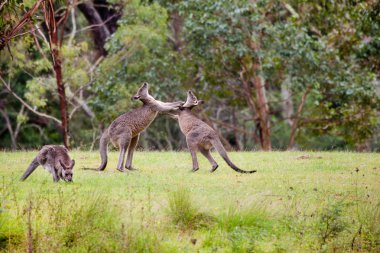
97, 82, 183, 172
20, 145, 75, 182
173, 90, 256, 174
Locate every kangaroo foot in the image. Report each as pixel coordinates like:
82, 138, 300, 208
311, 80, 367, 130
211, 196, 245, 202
126, 167, 138, 171
191, 168, 199, 172
117, 168, 126, 172
210, 164, 219, 173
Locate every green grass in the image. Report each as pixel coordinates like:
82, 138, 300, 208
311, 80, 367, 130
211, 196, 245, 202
0, 151, 379, 252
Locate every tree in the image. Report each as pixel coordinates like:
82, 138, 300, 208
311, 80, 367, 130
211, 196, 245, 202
1, 0, 71, 147
1, 0, 99, 149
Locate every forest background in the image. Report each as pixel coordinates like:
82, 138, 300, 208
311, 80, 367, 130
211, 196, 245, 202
1, 0, 379, 152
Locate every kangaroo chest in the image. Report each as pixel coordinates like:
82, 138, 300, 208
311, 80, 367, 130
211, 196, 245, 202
178, 112, 198, 135
128, 107, 158, 136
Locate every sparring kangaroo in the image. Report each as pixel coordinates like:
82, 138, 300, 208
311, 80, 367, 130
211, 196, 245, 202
173, 91, 256, 174
97, 82, 183, 172
20, 145, 75, 182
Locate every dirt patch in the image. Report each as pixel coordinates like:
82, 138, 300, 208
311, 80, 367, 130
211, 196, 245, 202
295, 155, 322, 160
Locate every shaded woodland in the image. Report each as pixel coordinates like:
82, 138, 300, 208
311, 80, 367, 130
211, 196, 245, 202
0, 0, 379, 151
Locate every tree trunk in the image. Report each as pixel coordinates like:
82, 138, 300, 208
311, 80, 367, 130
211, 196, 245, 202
231, 108, 241, 151
170, 11, 183, 51
252, 65, 271, 151
287, 87, 311, 150
78, 1, 110, 56
0, 109, 17, 149
43, 0, 70, 148
241, 61, 271, 151
78, 0, 120, 57
53, 50, 70, 148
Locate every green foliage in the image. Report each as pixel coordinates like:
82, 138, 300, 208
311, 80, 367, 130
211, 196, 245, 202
316, 202, 347, 248
24, 79, 48, 108
1, 0, 379, 150
92, 0, 172, 122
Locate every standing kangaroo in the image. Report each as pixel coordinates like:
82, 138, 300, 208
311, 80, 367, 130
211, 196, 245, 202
97, 82, 183, 172
20, 145, 75, 182
172, 91, 256, 174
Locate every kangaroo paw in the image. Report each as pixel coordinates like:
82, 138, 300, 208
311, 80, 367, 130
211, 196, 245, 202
210, 164, 219, 173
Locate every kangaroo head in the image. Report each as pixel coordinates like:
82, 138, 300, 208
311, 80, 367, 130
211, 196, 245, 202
181, 90, 204, 109
59, 159, 75, 182
132, 82, 150, 100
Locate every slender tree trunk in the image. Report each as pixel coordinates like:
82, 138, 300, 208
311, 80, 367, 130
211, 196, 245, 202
78, 0, 120, 57
242, 34, 272, 150
232, 108, 241, 151
0, 109, 17, 149
240, 60, 271, 151
252, 65, 271, 151
170, 11, 183, 51
165, 119, 174, 150
43, 0, 70, 148
240, 70, 262, 148
53, 50, 69, 148
287, 87, 311, 150
78, 1, 110, 56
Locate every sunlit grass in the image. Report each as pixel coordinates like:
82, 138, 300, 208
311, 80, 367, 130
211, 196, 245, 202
0, 151, 379, 252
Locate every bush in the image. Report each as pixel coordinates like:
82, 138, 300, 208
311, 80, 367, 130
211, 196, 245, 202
316, 202, 347, 249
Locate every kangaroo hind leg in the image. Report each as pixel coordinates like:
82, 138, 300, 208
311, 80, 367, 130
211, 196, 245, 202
199, 147, 218, 173
186, 136, 199, 172
116, 135, 131, 172
125, 135, 139, 170
20, 157, 40, 181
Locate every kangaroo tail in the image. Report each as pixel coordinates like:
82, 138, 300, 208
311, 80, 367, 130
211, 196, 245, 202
20, 157, 40, 181
98, 130, 110, 171
211, 138, 256, 174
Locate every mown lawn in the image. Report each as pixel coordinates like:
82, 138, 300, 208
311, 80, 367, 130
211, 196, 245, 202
0, 151, 379, 252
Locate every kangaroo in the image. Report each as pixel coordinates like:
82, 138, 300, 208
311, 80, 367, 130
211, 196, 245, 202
172, 90, 256, 174
20, 145, 75, 182
97, 82, 183, 172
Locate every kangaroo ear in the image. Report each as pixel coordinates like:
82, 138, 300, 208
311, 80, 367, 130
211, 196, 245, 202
71, 160, 75, 167
59, 160, 65, 168
198, 99, 205, 104
142, 82, 149, 90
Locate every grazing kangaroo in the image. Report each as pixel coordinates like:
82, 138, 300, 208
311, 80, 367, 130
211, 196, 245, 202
20, 145, 75, 182
173, 90, 256, 174
97, 82, 183, 172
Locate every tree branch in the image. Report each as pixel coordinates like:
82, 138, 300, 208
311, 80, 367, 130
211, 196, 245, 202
287, 86, 312, 150
68, 1, 77, 46
0, 76, 62, 125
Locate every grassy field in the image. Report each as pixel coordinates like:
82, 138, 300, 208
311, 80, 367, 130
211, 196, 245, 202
0, 151, 379, 252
